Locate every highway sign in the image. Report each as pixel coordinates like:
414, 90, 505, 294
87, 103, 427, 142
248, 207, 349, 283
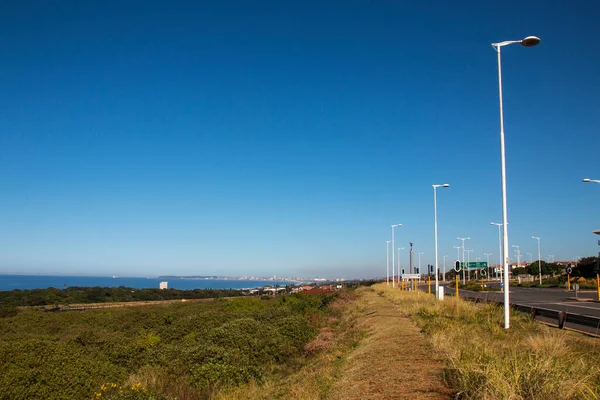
462, 262, 488, 269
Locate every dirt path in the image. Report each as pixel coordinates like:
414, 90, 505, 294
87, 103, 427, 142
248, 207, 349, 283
329, 288, 453, 400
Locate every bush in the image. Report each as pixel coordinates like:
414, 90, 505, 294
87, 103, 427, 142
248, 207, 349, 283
0, 304, 18, 318
0, 290, 344, 399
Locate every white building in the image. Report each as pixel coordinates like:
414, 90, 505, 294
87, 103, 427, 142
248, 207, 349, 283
159, 281, 168, 290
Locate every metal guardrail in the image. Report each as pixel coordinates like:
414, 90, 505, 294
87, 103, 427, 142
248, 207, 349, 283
462, 296, 600, 334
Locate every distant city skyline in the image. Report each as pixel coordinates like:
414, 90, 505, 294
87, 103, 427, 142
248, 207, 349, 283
0, 2, 598, 279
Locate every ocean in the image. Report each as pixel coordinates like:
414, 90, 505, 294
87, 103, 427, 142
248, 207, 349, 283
0, 275, 294, 291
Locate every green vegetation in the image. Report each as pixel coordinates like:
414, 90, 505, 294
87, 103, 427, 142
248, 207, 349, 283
0, 292, 340, 399
0, 286, 245, 307
457, 281, 500, 292
376, 283, 600, 399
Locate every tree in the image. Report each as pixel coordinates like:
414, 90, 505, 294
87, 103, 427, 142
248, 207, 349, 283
574, 257, 600, 278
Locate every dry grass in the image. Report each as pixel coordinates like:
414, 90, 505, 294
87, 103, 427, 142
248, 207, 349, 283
212, 290, 365, 400
376, 283, 600, 400
327, 287, 452, 400
215, 286, 453, 400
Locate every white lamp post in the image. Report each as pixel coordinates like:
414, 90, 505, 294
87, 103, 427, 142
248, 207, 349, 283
532, 236, 542, 285
433, 184, 450, 298
492, 35, 540, 329
526, 253, 533, 263
465, 249, 473, 280
418, 252, 424, 275
512, 245, 521, 269
386, 240, 391, 285
490, 222, 504, 281
484, 253, 492, 278
391, 224, 402, 288
457, 237, 470, 284
443, 255, 448, 282
453, 246, 461, 262
398, 247, 404, 278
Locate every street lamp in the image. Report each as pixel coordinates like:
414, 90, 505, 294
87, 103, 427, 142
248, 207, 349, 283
443, 255, 448, 282
391, 224, 402, 288
386, 241, 391, 285
465, 249, 473, 280
512, 245, 521, 269
492, 35, 540, 329
526, 253, 533, 263
457, 237, 470, 284
418, 252, 424, 275
531, 236, 542, 285
433, 183, 450, 298
397, 247, 404, 278
484, 253, 492, 278
490, 222, 505, 281
582, 178, 600, 184
453, 246, 461, 261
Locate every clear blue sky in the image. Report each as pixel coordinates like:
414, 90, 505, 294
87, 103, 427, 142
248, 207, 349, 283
1, 1, 598, 278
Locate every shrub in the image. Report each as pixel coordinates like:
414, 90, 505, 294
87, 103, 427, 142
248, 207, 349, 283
0, 304, 18, 318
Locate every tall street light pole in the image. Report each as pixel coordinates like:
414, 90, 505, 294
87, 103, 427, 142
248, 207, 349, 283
484, 253, 492, 278
492, 35, 540, 329
512, 245, 521, 270
526, 253, 533, 263
465, 249, 473, 280
443, 255, 448, 282
457, 237, 470, 285
418, 252, 424, 275
391, 224, 402, 288
386, 241, 391, 285
532, 236, 542, 285
433, 184, 450, 299
398, 247, 404, 278
490, 222, 504, 281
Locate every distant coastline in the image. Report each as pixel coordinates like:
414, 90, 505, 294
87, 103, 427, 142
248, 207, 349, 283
0, 275, 297, 292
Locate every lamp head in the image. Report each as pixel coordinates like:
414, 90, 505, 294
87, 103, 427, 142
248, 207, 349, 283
442, 184, 450, 188
521, 36, 541, 47
583, 178, 591, 182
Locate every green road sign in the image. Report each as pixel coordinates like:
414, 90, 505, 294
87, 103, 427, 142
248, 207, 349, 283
461, 262, 488, 269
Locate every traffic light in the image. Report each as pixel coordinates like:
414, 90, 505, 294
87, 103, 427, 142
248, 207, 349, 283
401, 268, 405, 275
480, 269, 487, 276
416, 268, 420, 274
454, 260, 461, 272
566, 263, 573, 275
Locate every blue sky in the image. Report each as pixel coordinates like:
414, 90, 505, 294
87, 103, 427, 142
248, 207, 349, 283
0, 1, 598, 278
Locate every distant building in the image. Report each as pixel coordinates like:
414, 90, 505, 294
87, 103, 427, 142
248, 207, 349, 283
159, 281, 168, 290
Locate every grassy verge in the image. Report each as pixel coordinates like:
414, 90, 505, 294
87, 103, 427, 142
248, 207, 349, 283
374, 283, 600, 399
